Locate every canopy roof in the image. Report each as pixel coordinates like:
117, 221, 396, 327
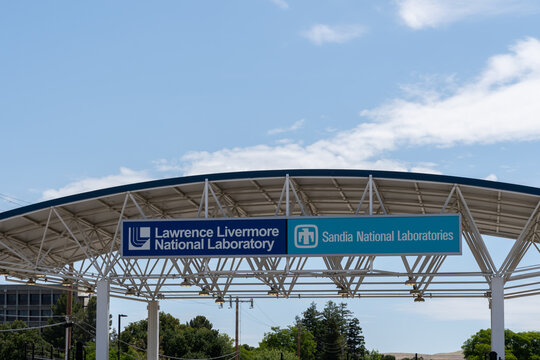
1, 169, 539, 301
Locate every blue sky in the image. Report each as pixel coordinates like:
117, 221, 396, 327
2, 0, 540, 354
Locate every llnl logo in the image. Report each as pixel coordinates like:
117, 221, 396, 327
294, 225, 318, 248
128, 226, 151, 250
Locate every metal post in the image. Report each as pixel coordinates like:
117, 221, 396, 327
286, 174, 290, 217
147, 300, 160, 360
491, 276, 505, 360
96, 280, 110, 360
118, 314, 127, 360
65, 286, 72, 360
297, 325, 301, 359
235, 298, 239, 360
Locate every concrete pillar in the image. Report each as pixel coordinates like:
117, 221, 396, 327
491, 276, 505, 360
147, 300, 160, 360
96, 280, 110, 360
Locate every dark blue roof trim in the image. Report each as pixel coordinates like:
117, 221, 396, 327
2, 169, 540, 221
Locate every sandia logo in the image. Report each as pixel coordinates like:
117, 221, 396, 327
294, 225, 318, 248
128, 226, 151, 250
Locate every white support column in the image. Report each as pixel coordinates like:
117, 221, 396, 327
96, 280, 110, 360
491, 276, 505, 360
147, 300, 160, 360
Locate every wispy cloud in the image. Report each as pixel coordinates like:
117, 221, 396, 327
399, 297, 540, 330
41, 167, 153, 200
178, 37, 540, 175
397, 0, 538, 29
302, 24, 367, 45
268, 119, 305, 135
42, 38, 540, 198
270, 0, 289, 10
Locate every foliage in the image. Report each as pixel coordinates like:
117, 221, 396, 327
42, 293, 97, 349
83, 341, 144, 360
462, 328, 540, 360
120, 312, 234, 358
0, 320, 52, 359
259, 325, 316, 360
241, 346, 297, 360
296, 301, 365, 360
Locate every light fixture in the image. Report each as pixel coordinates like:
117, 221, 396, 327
86, 287, 95, 295
61, 278, 72, 287
125, 287, 136, 297
27, 278, 36, 285
215, 296, 225, 304
267, 287, 279, 296
414, 296, 425, 302
404, 277, 416, 286
180, 278, 192, 287
410, 289, 421, 295
199, 287, 210, 296
0, 269, 8, 277
337, 287, 348, 296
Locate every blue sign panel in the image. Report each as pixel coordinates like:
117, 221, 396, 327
287, 215, 460, 256
122, 215, 460, 258
122, 218, 287, 257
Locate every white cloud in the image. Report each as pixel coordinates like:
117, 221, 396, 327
41, 167, 153, 200
270, 0, 289, 10
399, 297, 540, 331
399, 298, 489, 322
178, 38, 540, 176
485, 174, 498, 181
302, 24, 367, 45
397, 0, 538, 29
268, 119, 305, 135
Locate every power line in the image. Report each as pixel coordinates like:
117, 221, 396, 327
0, 192, 31, 207
0, 321, 67, 332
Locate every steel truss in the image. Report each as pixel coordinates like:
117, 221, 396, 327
1, 172, 540, 304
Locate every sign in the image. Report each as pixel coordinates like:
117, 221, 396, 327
123, 218, 287, 257
287, 215, 461, 256
122, 214, 460, 258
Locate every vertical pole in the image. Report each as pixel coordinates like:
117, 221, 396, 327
286, 174, 290, 217
297, 325, 301, 359
147, 301, 160, 360
204, 179, 209, 219
65, 287, 72, 360
368, 175, 373, 216
96, 280, 110, 360
491, 276, 505, 360
117, 315, 122, 360
235, 298, 239, 360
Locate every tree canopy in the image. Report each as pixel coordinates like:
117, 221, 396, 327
462, 328, 540, 360
120, 312, 234, 359
296, 301, 366, 360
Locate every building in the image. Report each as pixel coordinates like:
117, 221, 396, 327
0, 285, 66, 327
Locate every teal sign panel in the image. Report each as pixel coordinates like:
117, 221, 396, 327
287, 214, 461, 256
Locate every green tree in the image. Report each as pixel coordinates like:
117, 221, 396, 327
42, 293, 97, 349
120, 312, 234, 358
462, 329, 540, 360
259, 325, 316, 360
0, 320, 52, 359
297, 301, 365, 360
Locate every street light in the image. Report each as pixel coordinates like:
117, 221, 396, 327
118, 314, 127, 360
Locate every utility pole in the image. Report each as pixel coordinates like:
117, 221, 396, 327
227, 297, 253, 360
297, 324, 301, 359
118, 314, 127, 360
65, 264, 73, 360
235, 298, 239, 360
